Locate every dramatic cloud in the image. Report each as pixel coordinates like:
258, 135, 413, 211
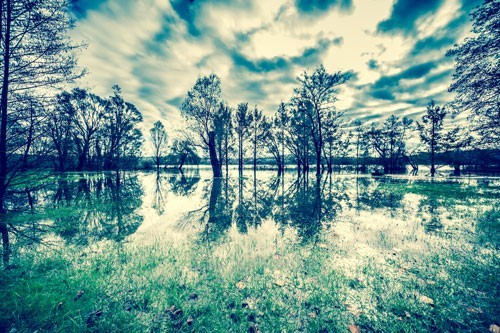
377, 0, 445, 35
69, 0, 482, 143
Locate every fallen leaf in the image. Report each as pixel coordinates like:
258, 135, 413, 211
236, 281, 246, 289
346, 304, 361, 317
318, 243, 328, 249
349, 324, 361, 333
467, 307, 483, 314
418, 295, 434, 306
489, 324, 500, 333
308, 312, 317, 318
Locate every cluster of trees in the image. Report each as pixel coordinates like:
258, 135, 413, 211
48, 86, 143, 172
0, 0, 497, 263
176, 69, 477, 178
178, 66, 355, 177
174, 0, 499, 178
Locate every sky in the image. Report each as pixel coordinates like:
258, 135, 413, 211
69, 0, 481, 135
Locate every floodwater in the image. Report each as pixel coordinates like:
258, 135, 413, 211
5, 169, 499, 258
3, 169, 499, 331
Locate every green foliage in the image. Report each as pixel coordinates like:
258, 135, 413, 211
447, 0, 500, 148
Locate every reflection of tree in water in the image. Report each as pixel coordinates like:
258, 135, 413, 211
182, 173, 348, 243
418, 196, 443, 233
276, 175, 346, 243
152, 172, 166, 216
2, 173, 144, 257
356, 178, 404, 214
183, 178, 234, 242
53, 173, 144, 244
167, 169, 200, 197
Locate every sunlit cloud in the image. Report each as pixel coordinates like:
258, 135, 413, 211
69, 0, 482, 138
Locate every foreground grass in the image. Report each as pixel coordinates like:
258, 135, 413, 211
1, 226, 498, 333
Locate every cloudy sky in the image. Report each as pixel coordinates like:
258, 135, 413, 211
69, 0, 481, 133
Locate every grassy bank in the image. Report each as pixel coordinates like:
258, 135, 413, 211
1, 222, 498, 333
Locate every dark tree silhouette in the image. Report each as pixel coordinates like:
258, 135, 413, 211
58, 88, 107, 170
447, 0, 499, 148
292, 65, 351, 175
263, 109, 287, 175
171, 136, 199, 171
150, 120, 168, 171
181, 74, 223, 177
417, 101, 447, 177
368, 115, 413, 174
322, 109, 344, 173
102, 85, 143, 171
0, 0, 83, 263
214, 102, 232, 176
234, 102, 251, 174
48, 93, 76, 172
286, 100, 312, 174
443, 127, 472, 176
249, 105, 266, 172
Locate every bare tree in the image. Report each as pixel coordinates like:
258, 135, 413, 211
0, 0, 83, 263
150, 120, 168, 171
368, 115, 413, 173
214, 102, 232, 176
181, 74, 223, 177
234, 102, 251, 174
102, 85, 143, 171
249, 105, 267, 172
417, 100, 447, 177
292, 65, 351, 176
57, 88, 107, 170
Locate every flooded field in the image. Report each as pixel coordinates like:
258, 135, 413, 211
1, 170, 499, 332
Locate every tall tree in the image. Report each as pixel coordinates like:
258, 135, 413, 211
368, 115, 413, 173
322, 109, 344, 173
181, 74, 223, 177
443, 127, 472, 176
417, 100, 447, 177
447, 0, 500, 148
214, 102, 232, 176
150, 120, 168, 171
59, 88, 107, 170
0, 0, 83, 263
264, 102, 288, 175
234, 102, 251, 174
276, 102, 288, 174
48, 92, 76, 171
249, 105, 266, 172
286, 100, 312, 174
102, 85, 143, 171
292, 65, 351, 176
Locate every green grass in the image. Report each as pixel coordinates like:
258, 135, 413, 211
1, 229, 498, 332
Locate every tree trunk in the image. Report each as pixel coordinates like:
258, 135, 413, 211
453, 162, 460, 176
178, 153, 186, 171
224, 135, 229, 176
1, 1, 12, 265
209, 131, 222, 177
315, 148, 321, 176
253, 140, 257, 172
